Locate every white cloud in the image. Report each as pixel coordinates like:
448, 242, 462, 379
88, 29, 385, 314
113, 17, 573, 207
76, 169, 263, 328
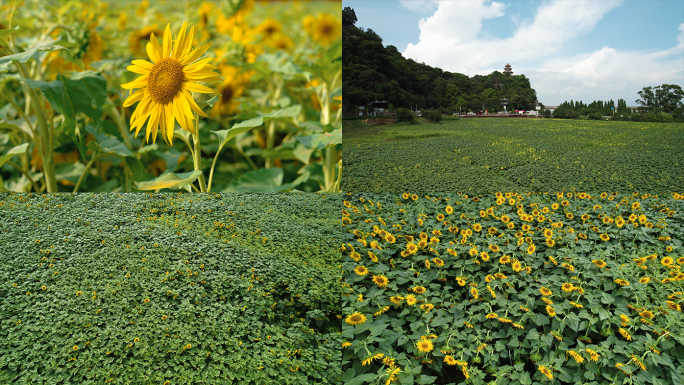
398, 0, 440, 14
398, 0, 684, 104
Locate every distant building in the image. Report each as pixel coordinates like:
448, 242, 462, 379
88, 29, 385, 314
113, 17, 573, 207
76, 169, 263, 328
503, 63, 513, 75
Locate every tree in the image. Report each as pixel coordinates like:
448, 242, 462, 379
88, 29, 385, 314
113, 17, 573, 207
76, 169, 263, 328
636, 86, 656, 112
343, 7, 357, 27
396, 107, 414, 123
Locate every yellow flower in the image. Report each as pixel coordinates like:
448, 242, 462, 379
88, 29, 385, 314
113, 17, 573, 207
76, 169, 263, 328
122, 22, 221, 144
345, 312, 367, 326
211, 65, 253, 117
405, 294, 417, 305
415, 339, 434, 353
303, 13, 341, 46
342, 342, 352, 349
661, 257, 674, 266
585, 348, 599, 362
255, 18, 282, 38
546, 305, 556, 317
353, 266, 369, 276
390, 295, 404, 305
372, 275, 389, 288
539, 287, 553, 296
561, 283, 574, 292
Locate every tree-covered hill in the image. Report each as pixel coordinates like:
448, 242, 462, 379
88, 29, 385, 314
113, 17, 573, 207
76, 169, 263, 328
342, 7, 539, 114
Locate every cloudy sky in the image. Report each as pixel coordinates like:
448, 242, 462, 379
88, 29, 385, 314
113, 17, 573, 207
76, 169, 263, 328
343, 0, 684, 106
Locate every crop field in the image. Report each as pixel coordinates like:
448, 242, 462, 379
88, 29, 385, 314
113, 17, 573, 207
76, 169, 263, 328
340, 192, 684, 385
0, 0, 341, 193
0, 192, 344, 384
342, 119, 684, 193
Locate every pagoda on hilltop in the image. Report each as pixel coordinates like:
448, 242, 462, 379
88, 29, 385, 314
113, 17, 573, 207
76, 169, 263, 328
503, 63, 513, 75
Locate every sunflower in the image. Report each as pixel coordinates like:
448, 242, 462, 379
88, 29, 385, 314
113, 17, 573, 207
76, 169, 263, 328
415, 339, 434, 353
445, 205, 454, 214
639, 310, 653, 319
592, 260, 606, 268
639, 277, 650, 284
405, 294, 417, 305
353, 266, 369, 276
406, 242, 418, 254
303, 13, 341, 46
266, 33, 294, 50
390, 295, 404, 305
345, 312, 367, 326
372, 275, 389, 288
561, 283, 574, 292
600, 233, 610, 242
614, 279, 629, 286
211, 65, 254, 117
512, 262, 522, 272
413, 286, 426, 295
486, 312, 498, 319
539, 287, 552, 296
538, 365, 553, 381
122, 22, 221, 145
661, 257, 674, 266
444, 355, 457, 366
134, 338, 140, 343
129, 25, 165, 56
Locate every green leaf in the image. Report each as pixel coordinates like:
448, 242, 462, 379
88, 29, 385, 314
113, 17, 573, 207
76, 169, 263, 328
0, 143, 29, 168
535, 313, 550, 326
344, 373, 377, 385
0, 42, 68, 73
519, 371, 532, 385
134, 170, 203, 191
565, 312, 581, 332
416, 375, 437, 385
0, 26, 20, 44
222, 168, 284, 192
293, 143, 315, 165
199, 95, 221, 109
263, 105, 302, 122
212, 116, 264, 148
173, 129, 193, 151
23, 71, 107, 160
600, 292, 614, 305
296, 128, 341, 150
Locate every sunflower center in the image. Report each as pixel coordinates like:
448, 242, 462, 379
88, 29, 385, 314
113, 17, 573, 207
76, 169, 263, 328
221, 86, 234, 103
349, 315, 361, 322
147, 57, 185, 105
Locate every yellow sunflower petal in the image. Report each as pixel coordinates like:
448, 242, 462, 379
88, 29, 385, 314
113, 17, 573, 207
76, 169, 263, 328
131, 112, 149, 138
182, 89, 209, 118
176, 93, 195, 120
171, 22, 188, 60
123, 89, 145, 107
181, 26, 197, 58
162, 24, 172, 57
146, 42, 159, 63
183, 82, 215, 94
172, 97, 191, 134
131, 60, 154, 70
147, 105, 160, 143
184, 70, 221, 81
149, 33, 163, 61
126, 64, 150, 75
183, 57, 213, 73
165, 103, 175, 144
121, 75, 148, 90
181, 43, 212, 65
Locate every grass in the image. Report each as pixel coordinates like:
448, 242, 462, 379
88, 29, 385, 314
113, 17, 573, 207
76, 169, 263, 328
0, 192, 344, 384
342, 118, 684, 193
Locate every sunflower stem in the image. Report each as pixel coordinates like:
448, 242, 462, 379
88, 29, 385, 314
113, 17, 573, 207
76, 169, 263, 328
5, 161, 40, 192
17, 61, 57, 192
192, 128, 207, 193
74, 153, 99, 193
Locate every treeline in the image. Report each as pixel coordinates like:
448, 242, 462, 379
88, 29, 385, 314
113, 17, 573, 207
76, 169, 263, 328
551, 85, 684, 122
342, 7, 539, 114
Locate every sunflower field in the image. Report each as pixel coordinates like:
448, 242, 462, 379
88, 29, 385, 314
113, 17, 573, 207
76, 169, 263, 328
0, 0, 341, 193
342, 119, 684, 193
340, 192, 684, 385
0, 192, 345, 384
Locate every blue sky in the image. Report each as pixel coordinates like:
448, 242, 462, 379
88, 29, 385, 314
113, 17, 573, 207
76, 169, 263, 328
343, 0, 684, 106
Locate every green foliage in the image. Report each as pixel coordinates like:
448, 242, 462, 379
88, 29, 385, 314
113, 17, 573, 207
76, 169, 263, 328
342, 118, 684, 193
340, 192, 684, 385
0, 192, 345, 384
342, 9, 538, 112
396, 108, 415, 123
425, 111, 442, 124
